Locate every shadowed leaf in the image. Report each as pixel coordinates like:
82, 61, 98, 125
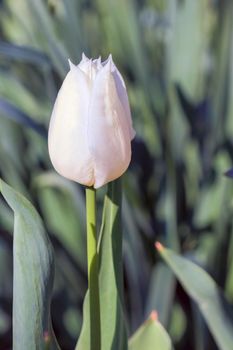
0, 180, 60, 350
0, 98, 47, 137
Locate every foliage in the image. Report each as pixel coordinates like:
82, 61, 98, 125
0, 0, 233, 349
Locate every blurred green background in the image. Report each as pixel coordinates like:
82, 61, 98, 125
1, 0, 233, 349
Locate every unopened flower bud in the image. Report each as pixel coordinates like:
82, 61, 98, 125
48, 54, 135, 188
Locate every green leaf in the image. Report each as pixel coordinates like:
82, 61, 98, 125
76, 180, 128, 350
0, 97, 47, 138
0, 179, 60, 350
0, 41, 51, 70
157, 244, 233, 350
34, 172, 86, 269
167, 0, 211, 99
75, 292, 90, 350
145, 263, 176, 327
129, 312, 172, 350
98, 180, 128, 350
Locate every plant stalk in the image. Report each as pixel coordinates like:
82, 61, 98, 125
86, 187, 101, 350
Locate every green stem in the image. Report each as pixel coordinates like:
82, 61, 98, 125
85, 187, 101, 350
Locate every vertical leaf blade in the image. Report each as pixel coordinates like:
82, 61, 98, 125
0, 180, 60, 350
98, 180, 128, 350
76, 180, 128, 350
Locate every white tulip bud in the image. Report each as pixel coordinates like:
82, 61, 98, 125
48, 54, 135, 188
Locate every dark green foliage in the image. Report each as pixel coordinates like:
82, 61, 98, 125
0, 0, 233, 349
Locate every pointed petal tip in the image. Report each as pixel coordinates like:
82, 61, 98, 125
97, 56, 102, 64
82, 52, 88, 60
150, 310, 158, 322
155, 241, 164, 252
104, 56, 113, 72
108, 54, 114, 68
100, 53, 115, 71
68, 59, 76, 70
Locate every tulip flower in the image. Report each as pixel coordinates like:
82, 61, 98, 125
48, 53, 135, 188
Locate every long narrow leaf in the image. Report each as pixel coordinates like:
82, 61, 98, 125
0, 180, 60, 349
76, 180, 128, 350
156, 243, 233, 350
98, 180, 128, 350
0, 98, 47, 137
0, 41, 51, 67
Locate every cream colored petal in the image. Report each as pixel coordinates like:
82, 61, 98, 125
88, 60, 132, 188
78, 54, 102, 81
82, 52, 89, 61
78, 56, 92, 78
93, 56, 102, 70
48, 63, 94, 186
92, 57, 102, 78
110, 57, 136, 140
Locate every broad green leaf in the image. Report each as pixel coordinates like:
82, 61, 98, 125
157, 244, 233, 350
76, 180, 128, 350
98, 180, 128, 350
129, 312, 172, 350
0, 180, 60, 350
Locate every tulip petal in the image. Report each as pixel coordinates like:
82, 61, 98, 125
82, 52, 89, 61
88, 61, 132, 188
78, 57, 101, 81
111, 62, 136, 140
78, 57, 92, 79
102, 55, 135, 140
68, 59, 77, 71
93, 56, 102, 69
48, 63, 94, 186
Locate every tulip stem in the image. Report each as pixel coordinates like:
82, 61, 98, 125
86, 187, 101, 350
